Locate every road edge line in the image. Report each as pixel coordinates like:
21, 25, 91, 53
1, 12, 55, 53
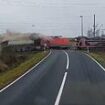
85, 53, 105, 71
0, 50, 52, 93
54, 72, 68, 105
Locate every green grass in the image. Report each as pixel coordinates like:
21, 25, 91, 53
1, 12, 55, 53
0, 51, 49, 89
90, 52, 105, 68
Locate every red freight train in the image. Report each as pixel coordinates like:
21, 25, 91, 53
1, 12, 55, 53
41, 36, 70, 49
49, 37, 70, 49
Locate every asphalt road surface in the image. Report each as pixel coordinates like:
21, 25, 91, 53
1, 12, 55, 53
0, 50, 105, 105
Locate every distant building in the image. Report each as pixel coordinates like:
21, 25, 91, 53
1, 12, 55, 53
87, 29, 94, 38
101, 35, 105, 38
96, 29, 100, 37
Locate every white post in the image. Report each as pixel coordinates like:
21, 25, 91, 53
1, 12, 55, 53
87, 46, 89, 53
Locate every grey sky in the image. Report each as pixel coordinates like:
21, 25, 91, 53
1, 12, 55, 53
0, 0, 105, 37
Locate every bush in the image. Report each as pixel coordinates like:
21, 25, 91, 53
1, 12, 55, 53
1, 46, 16, 65
0, 61, 8, 72
0, 46, 27, 67
0, 51, 49, 88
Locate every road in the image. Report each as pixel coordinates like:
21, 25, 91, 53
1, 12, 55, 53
0, 50, 105, 105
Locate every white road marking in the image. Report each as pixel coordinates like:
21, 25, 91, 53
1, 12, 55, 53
54, 72, 68, 105
63, 51, 69, 70
0, 50, 52, 93
85, 53, 105, 71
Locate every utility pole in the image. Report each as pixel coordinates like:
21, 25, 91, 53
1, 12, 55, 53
93, 14, 96, 37
80, 16, 83, 37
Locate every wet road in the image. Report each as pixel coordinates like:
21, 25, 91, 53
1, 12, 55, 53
0, 50, 105, 105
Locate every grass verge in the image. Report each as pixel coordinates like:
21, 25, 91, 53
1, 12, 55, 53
0, 51, 49, 89
90, 52, 105, 68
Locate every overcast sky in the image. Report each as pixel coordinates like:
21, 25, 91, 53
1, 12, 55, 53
0, 0, 105, 37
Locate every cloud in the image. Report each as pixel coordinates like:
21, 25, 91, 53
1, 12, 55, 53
0, 0, 105, 37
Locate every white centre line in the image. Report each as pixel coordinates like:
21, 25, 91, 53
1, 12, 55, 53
63, 51, 69, 70
54, 72, 68, 105
54, 50, 69, 105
